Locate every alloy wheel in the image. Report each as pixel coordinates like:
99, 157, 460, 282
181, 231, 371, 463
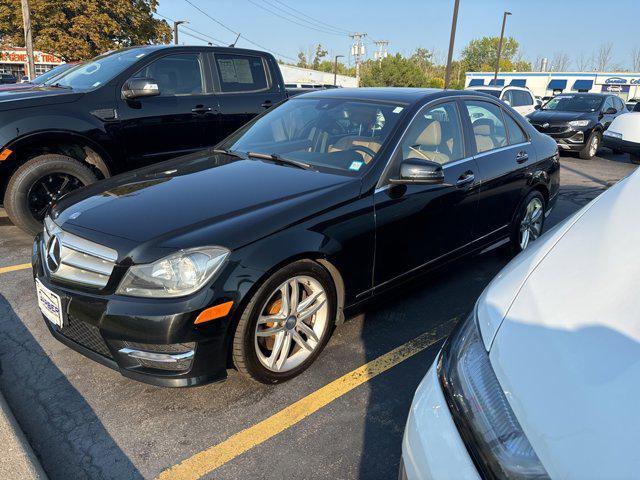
27, 173, 85, 221
589, 135, 599, 157
254, 275, 329, 372
519, 197, 544, 250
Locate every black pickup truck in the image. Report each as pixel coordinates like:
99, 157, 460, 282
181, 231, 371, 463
0, 45, 287, 234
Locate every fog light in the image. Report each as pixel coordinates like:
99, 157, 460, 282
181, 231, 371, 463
567, 131, 584, 143
119, 341, 196, 371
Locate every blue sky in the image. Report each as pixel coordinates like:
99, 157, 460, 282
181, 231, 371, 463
158, 0, 639, 70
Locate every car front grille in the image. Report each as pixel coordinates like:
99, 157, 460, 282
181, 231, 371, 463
58, 315, 113, 359
531, 123, 571, 135
43, 217, 117, 289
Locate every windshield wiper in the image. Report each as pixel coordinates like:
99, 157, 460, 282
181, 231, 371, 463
212, 148, 246, 158
246, 152, 312, 170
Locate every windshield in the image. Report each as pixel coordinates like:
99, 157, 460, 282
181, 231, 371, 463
50, 48, 151, 90
33, 64, 74, 85
473, 89, 501, 98
543, 94, 604, 112
219, 97, 406, 174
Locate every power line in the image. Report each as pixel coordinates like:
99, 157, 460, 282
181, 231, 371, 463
245, 0, 346, 36
258, 0, 350, 35
267, 0, 351, 34
155, 12, 225, 45
182, 0, 297, 62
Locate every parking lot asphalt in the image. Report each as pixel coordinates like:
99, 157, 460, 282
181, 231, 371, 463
0, 151, 636, 480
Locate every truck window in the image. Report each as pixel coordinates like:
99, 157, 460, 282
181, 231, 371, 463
134, 53, 204, 96
215, 53, 269, 93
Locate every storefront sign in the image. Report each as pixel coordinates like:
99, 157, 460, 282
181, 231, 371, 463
596, 75, 640, 85
601, 84, 631, 93
0, 50, 63, 65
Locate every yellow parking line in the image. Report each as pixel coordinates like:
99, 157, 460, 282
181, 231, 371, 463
158, 319, 456, 480
0, 263, 31, 275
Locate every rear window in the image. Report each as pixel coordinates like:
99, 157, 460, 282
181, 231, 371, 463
473, 89, 501, 98
215, 53, 269, 93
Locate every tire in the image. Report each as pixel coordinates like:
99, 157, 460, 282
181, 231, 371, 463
4, 154, 98, 235
579, 131, 601, 160
232, 259, 337, 384
631, 153, 640, 165
510, 191, 546, 254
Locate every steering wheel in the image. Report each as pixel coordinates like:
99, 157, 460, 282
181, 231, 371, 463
349, 145, 377, 161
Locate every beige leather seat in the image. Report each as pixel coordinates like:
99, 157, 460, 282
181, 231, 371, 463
473, 121, 496, 153
406, 120, 450, 165
328, 136, 382, 163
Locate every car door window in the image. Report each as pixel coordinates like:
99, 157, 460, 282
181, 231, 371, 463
603, 97, 614, 112
215, 53, 269, 93
133, 53, 204, 96
399, 101, 464, 165
463, 101, 508, 153
502, 90, 514, 106
614, 97, 625, 112
516, 90, 533, 106
504, 112, 527, 145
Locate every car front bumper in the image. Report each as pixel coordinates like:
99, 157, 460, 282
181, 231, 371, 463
32, 233, 233, 387
401, 358, 479, 480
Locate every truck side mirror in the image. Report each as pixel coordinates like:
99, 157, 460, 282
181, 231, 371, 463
122, 78, 160, 99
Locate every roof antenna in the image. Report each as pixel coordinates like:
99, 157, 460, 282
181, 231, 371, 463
229, 33, 240, 47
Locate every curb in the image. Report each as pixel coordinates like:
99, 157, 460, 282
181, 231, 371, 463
0, 391, 48, 479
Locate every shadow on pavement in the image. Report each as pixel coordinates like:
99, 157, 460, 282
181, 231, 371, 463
355, 248, 509, 479
0, 294, 143, 480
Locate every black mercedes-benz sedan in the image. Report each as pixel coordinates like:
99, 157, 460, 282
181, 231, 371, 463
32, 88, 559, 386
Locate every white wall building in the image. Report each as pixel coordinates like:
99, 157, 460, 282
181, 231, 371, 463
465, 71, 640, 101
279, 64, 357, 88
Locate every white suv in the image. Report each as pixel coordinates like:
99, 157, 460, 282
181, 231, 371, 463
466, 85, 537, 116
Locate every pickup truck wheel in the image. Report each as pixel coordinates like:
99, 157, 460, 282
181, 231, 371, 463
579, 131, 601, 160
4, 154, 97, 235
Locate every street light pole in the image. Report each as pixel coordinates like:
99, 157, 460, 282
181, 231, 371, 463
173, 20, 188, 45
333, 55, 344, 86
493, 11, 511, 84
444, 0, 460, 89
20, 0, 36, 81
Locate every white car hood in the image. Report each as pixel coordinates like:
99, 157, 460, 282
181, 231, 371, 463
487, 171, 640, 478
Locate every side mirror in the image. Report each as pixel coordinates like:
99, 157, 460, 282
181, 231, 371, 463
390, 158, 444, 185
122, 77, 160, 99
603, 107, 617, 115
534, 103, 541, 110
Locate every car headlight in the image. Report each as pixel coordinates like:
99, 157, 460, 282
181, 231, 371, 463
568, 120, 590, 128
116, 247, 229, 298
438, 309, 549, 479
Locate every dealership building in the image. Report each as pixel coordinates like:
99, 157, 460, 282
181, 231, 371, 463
0, 48, 64, 79
465, 71, 640, 101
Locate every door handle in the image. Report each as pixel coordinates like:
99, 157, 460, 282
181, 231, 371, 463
516, 151, 529, 164
261, 100, 273, 108
192, 106, 212, 114
456, 171, 475, 188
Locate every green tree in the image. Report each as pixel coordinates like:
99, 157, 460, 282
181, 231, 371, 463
360, 53, 428, 87
0, 0, 171, 61
461, 36, 521, 71
312, 44, 328, 70
296, 51, 308, 68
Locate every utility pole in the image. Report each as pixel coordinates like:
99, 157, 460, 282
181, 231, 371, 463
373, 40, 389, 62
333, 54, 344, 86
173, 20, 188, 45
494, 11, 511, 84
349, 33, 367, 87
444, 0, 460, 89
20, 0, 36, 81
